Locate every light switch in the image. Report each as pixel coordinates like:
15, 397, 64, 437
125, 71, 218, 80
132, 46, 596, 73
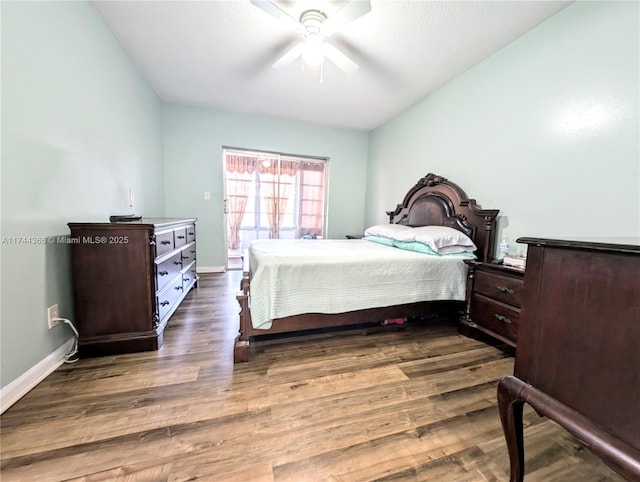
204, 191, 211, 201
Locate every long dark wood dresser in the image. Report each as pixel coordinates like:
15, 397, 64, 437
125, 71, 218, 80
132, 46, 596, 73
68, 218, 198, 357
498, 237, 640, 481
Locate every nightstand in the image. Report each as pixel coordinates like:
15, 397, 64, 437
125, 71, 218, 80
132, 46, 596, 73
459, 260, 525, 347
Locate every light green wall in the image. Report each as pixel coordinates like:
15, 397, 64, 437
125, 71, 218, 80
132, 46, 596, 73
162, 103, 369, 268
366, 1, 639, 253
1, 1, 164, 388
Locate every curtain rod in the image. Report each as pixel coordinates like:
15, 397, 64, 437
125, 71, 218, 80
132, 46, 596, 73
222, 146, 328, 162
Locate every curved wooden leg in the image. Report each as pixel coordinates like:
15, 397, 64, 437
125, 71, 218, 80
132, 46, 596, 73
497, 376, 526, 482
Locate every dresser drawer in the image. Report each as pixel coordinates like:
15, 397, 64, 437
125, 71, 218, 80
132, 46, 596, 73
186, 225, 196, 244
182, 262, 197, 288
471, 294, 520, 343
174, 227, 188, 248
156, 252, 183, 291
155, 230, 175, 257
157, 275, 184, 321
474, 270, 523, 307
180, 243, 196, 265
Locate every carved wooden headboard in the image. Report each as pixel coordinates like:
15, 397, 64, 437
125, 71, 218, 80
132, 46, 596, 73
386, 173, 499, 262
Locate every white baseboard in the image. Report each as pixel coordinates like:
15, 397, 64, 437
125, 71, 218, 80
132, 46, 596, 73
197, 266, 226, 273
0, 338, 74, 414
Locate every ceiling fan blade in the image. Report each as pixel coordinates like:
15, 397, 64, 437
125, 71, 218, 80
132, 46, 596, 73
272, 42, 304, 69
322, 43, 359, 75
323, 0, 372, 35
250, 0, 300, 30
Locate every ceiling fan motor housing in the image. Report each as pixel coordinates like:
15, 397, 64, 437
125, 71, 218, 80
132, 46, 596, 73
300, 10, 327, 39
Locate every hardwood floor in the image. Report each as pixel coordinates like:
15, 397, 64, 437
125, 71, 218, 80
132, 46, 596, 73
0, 273, 624, 482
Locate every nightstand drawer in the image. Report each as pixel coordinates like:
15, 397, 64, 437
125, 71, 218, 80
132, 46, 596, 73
475, 270, 523, 307
471, 294, 520, 342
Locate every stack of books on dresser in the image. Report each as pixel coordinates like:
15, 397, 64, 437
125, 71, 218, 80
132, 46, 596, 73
503, 254, 526, 269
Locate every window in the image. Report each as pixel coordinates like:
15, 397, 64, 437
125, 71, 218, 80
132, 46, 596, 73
224, 149, 328, 251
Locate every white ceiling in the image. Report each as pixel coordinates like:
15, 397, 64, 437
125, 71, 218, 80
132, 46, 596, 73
92, 0, 571, 131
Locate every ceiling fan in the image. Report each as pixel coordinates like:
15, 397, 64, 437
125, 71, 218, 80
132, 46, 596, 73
250, 0, 371, 76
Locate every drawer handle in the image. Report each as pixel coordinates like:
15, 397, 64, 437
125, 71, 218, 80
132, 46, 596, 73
159, 270, 169, 276
188, 232, 194, 236
177, 235, 185, 239
183, 277, 189, 282
494, 314, 512, 324
190, 250, 196, 254
174, 261, 182, 265
160, 300, 170, 307
161, 240, 172, 245
175, 286, 184, 291
497, 286, 514, 294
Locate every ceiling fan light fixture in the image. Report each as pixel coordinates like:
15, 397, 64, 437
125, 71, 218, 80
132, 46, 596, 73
300, 10, 326, 67
302, 37, 324, 66
251, 0, 368, 77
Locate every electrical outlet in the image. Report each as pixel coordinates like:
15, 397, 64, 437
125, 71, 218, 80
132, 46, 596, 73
47, 304, 59, 329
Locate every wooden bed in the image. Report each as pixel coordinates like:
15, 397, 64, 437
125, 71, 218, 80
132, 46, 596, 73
234, 173, 499, 362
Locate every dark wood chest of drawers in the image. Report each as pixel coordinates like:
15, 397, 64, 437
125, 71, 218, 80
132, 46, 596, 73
459, 261, 525, 347
68, 218, 198, 357
498, 238, 640, 480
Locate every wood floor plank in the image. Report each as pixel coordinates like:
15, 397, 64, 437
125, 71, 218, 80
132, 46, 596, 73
167, 462, 274, 482
272, 405, 500, 481
0, 272, 625, 481
66, 460, 173, 482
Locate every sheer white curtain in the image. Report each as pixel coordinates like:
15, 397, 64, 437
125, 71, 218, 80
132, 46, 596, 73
258, 158, 297, 239
226, 155, 255, 249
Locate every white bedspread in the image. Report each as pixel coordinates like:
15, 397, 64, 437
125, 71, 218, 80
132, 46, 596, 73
248, 239, 469, 329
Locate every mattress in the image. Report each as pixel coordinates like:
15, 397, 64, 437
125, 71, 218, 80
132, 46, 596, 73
248, 238, 470, 329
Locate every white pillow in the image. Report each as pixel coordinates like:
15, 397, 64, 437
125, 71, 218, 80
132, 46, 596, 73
410, 226, 477, 254
363, 223, 414, 241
